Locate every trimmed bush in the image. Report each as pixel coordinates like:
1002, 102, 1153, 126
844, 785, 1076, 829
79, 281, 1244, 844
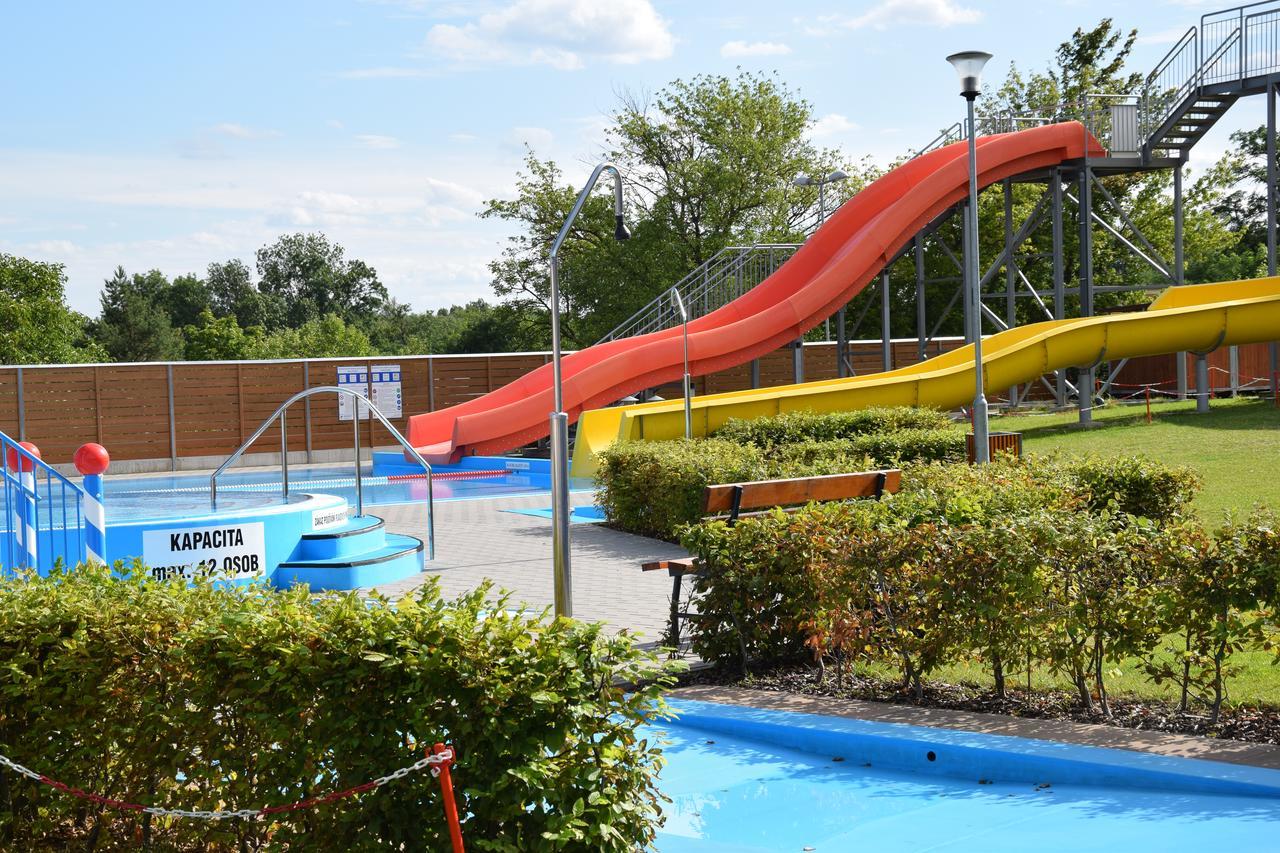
1057, 454, 1202, 521
595, 438, 766, 540
712, 407, 954, 448
0, 567, 674, 851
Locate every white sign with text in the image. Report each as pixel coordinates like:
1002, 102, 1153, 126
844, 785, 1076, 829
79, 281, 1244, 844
143, 522, 266, 582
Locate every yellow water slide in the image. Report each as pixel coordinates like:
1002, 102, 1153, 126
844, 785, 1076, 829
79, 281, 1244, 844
570, 276, 1280, 476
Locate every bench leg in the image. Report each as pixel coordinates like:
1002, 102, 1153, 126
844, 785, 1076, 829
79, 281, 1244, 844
668, 571, 684, 651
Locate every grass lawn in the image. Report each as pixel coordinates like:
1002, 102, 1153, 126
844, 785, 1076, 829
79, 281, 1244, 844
992, 396, 1280, 522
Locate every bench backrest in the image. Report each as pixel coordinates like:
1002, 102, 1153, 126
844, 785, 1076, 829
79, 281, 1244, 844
702, 469, 902, 524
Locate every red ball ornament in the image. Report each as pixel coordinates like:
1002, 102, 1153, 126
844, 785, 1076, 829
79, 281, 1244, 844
74, 443, 110, 476
6, 441, 41, 473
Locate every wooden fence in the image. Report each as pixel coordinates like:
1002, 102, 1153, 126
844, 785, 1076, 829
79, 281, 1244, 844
0, 339, 963, 467
6, 336, 1267, 469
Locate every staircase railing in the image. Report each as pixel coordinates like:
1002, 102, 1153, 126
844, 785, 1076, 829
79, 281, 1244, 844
595, 244, 800, 344
1, 431, 88, 573
211, 387, 434, 560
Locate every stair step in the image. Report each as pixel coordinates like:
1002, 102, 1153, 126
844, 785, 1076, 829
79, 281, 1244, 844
276, 533, 425, 591
297, 515, 386, 560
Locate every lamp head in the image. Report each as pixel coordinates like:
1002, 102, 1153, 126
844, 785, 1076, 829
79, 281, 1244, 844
946, 50, 992, 100
792, 173, 814, 187
614, 214, 631, 241
827, 169, 849, 183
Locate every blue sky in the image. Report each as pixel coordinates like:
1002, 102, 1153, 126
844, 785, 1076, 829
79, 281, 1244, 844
1, 0, 1266, 316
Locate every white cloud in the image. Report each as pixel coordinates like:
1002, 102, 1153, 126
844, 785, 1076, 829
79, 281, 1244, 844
424, 0, 674, 70
509, 126, 554, 150
1137, 27, 1191, 46
0, 149, 505, 314
720, 40, 792, 58
356, 134, 402, 149
815, 0, 981, 32
811, 113, 861, 138
211, 123, 280, 139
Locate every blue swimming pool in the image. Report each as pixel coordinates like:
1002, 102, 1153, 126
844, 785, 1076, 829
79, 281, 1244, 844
103, 455, 591, 523
653, 700, 1280, 851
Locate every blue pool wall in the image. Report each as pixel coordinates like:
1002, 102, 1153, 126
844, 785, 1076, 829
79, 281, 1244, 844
104, 493, 349, 587
667, 699, 1280, 799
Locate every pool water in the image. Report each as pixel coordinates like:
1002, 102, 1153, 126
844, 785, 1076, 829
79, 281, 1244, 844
101, 461, 591, 522
653, 711, 1280, 851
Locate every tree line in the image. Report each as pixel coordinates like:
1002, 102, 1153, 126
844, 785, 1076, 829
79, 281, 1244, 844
0, 19, 1273, 366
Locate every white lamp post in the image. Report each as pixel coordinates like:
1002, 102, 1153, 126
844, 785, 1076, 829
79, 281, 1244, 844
946, 50, 992, 464
548, 163, 630, 618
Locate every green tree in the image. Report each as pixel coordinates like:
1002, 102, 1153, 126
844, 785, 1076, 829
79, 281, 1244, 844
207, 258, 285, 329
182, 309, 265, 360
482, 71, 859, 346
255, 233, 388, 327
164, 273, 211, 329
92, 266, 184, 362
0, 254, 104, 364
251, 313, 374, 359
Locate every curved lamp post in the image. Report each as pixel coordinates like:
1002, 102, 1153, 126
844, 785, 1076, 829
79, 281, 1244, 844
549, 163, 630, 618
946, 50, 992, 464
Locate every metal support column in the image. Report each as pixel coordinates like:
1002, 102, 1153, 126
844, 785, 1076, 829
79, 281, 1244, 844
1078, 167, 1095, 425
167, 364, 177, 470
1174, 161, 1188, 400
880, 270, 892, 372
914, 236, 927, 361
1051, 169, 1067, 407
1269, 82, 1279, 402
15, 367, 23, 440
836, 308, 848, 378
750, 359, 761, 389
1003, 179, 1017, 406
792, 339, 804, 385
1196, 354, 1210, 414
962, 209, 973, 344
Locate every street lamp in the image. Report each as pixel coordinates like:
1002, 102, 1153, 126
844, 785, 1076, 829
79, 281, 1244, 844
793, 169, 850, 226
548, 163, 630, 618
946, 49, 992, 464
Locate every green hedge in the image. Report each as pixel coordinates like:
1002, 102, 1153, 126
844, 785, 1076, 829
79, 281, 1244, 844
0, 568, 673, 851
679, 457, 1274, 719
595, 439, 767, 540
712, 407, 954, 448
596, 422, 965, 540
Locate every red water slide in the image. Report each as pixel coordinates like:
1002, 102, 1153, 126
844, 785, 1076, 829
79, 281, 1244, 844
407, 123, 1104, 461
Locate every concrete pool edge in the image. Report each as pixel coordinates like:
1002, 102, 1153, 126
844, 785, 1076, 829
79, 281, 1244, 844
667, 688, 1280, 797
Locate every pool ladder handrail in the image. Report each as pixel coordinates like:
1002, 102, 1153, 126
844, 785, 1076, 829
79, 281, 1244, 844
210, 386, 435, 560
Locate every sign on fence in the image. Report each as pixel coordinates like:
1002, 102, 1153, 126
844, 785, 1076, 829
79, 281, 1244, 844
337, 365, 370, 421
371, 364, 403, 418
336, 364, 403, 420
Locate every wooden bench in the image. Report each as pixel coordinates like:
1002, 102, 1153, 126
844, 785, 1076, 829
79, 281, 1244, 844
642, 468, 903, 647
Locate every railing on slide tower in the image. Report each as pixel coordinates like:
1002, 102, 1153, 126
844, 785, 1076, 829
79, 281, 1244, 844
1139, 1, 1280, 148
595, 244, 801, 344
0, 430, 92, 574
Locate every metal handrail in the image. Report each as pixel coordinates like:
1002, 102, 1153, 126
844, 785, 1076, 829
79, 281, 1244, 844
210, 386, 434, 560
596, 243, 801, 343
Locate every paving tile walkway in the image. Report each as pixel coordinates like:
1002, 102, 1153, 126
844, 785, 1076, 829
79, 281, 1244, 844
365, 492, 687, 642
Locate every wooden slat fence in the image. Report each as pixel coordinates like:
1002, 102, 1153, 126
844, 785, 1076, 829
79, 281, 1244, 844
2, 340, 966, 466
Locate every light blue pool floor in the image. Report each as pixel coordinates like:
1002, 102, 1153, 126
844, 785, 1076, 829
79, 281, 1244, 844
653, 722, 1280, 852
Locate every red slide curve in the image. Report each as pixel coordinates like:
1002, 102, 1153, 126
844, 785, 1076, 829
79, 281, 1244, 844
408, 123, 1104, 461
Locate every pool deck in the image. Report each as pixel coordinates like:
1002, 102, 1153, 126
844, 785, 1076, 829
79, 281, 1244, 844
368, 491, 687, 643
671, 685, 1280, 771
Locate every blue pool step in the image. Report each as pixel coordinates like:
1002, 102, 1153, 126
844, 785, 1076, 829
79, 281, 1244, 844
277, 514, 424, 590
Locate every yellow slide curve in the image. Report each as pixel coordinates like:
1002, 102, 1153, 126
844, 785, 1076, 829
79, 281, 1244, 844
570, 276, 1280, 477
